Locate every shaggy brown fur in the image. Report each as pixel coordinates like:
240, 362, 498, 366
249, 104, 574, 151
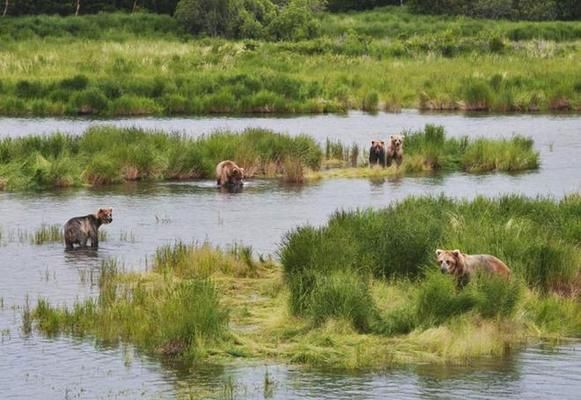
369, 140, 386, 167
386, 135, 404, 167
64, 208, 113, 250
216, 160, 244, 187
436, 249, 511, 284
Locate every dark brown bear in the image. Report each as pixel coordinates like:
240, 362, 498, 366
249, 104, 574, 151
64, 208, 113, 250
369, 140, 385, 167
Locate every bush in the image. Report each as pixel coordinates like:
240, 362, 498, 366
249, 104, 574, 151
175, 0, 323, 40
466, 274, 522, 318
408, 0, 578, 21
307, 270, 376, 332
69, 88, 109, 114
415, 270, 475, 326
59, 75, 89, 91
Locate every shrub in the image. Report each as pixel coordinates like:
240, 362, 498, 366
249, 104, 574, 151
15, 80, 44, 99
69, 88, 109, 114
307, 270, 376, 332
466, 274, 522, 318
415, 270, 475, 327
59, 75, 89, 91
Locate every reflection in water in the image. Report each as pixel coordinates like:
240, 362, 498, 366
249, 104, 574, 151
0, 112, 580, 399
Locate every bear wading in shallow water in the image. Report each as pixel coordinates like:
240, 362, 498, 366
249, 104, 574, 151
216, 160, 244, 187
386, 135, 404, 167
369, 140, 386, 167
64, 208, 113, 250
435, 249, 512, 286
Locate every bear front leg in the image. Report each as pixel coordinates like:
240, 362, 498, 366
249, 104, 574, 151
90, 231, 99, 249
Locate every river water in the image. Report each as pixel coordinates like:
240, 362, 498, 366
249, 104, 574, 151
0, 111, 580, 399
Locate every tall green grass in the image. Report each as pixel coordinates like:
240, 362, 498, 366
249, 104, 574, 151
0, 125, 539, 190
281, 195, 581, 330
0, 9, 579, 116
0, 126, 322, 190
31, 255, 229, 360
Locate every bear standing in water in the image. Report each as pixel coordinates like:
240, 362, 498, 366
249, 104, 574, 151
64, 208, 113, 250
369, 140, 385, 167
386, 135, 404, 167
216, 160, 244, 187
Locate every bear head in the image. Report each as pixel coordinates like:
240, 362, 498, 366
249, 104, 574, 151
389, 135, 404, 149
435, 249, 465, 276
96, 208, 113, 224
371, 140, 385, 152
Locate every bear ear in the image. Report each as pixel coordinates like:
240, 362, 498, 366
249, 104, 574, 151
380, 141, 385, 145
452, 249, 461, 257
371, 140, 375, 145
389, 135, 394, 140
436, 249, 443, 256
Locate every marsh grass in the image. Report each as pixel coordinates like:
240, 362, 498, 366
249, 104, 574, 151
0, 9, 579, 116
153, 242, 266, 279
313, 124, 538, 178
281, 195, 581, 325
28, 235, 581, 369
31, 257, 229, 360
0, 127, 322, 190
0, 125, 538, 191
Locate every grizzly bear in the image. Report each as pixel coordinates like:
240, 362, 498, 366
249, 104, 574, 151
386, 135, 404, 167
435, 249, 511, 285
64, 208, 113, 250
216, 160, 244, 187
369, 140, 386, 167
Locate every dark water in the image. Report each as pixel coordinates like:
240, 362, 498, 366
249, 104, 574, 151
0, 111, 580, 399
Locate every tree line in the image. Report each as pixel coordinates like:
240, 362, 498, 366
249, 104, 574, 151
1, 0, 577, 20
408, 0, 580, 21
2, 0, 178, 16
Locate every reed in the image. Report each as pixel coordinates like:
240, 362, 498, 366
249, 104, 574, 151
0, 126, 322, 190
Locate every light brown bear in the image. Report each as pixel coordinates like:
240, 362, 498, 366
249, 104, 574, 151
64, 208, 113, 250
216, 160, 244, 187
386, 134, 404, 167
435, 249, 511, 285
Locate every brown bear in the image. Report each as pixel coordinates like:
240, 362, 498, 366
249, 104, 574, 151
369, 140, 386, 167
435, 249, 512, 285
64, 208, 113, 250
386, 134, 404, 167
216, 160, 244, 187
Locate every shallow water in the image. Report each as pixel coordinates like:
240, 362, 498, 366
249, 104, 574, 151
0, 111, 580, 399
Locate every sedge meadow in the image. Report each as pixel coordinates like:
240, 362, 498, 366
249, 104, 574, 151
0, 3, 580, 400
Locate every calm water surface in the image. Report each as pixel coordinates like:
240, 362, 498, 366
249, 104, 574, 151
0, 111, 580, 399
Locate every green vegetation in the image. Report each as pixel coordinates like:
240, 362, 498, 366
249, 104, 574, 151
0, 125, 539, 191
28, 197, 581, 369
0, 127, 321, 190
175, 0, 324, 40
0, 8, 579, 116
0, 13, 184, 40
315, 124, 539, 178
33, 258, 229, 360
408, 0, 581, 21
281, 195, 580, 330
